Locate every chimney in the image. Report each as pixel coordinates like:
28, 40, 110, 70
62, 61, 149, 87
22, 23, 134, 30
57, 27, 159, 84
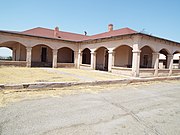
54, 26, 59, 37
108, 24, 113, 32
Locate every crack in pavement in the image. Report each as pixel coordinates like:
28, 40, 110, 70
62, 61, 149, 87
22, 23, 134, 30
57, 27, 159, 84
101, 97, 163, 135
40, 113, 130, 135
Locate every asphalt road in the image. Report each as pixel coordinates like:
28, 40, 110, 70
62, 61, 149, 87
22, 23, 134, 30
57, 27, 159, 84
0, 81, 180, 135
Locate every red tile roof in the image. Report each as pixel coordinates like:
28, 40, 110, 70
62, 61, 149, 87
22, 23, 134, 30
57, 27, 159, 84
20, 27, 88, 41
20, 27, 137, 42
87, 28, 137, 40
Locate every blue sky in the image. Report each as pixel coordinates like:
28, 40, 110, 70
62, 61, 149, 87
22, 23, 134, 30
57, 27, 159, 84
0, 0, 180, 56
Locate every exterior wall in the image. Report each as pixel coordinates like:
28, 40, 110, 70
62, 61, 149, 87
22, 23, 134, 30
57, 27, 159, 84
172, 69, 180, 75
57, 63, 74, 68
0, 33, 78, 51
0, 42, 26, 61
114, 46, 132, 67
0, 31, 180, 77
0, 60, 26, 67
80, 37, 133, 52
111, 67, 132, 76
139, 69, 155, 77
19, 45, 26, 61
32, 45, 52, 62
96, 47, 107, 70
140, 46, 153, 68
158, 69, 169, 76
82, 48, 91, 64
80, 64, 91, 70
57, 47, 74, 63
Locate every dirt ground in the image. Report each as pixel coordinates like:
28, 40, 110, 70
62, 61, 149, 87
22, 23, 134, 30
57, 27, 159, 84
0, 67, 125, 84
0, 80, 180, 135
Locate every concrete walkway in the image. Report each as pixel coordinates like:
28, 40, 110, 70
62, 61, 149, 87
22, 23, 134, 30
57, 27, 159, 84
1, 81, 180, 135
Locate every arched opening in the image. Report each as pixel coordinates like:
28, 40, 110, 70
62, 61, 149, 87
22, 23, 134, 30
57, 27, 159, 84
82, 48, 91, 64
114, 45, 132, 68
31, 44, 52, 67
95, 47, 108, 71
159, 49, 169, 69
57, 47, 74, 63
140, 46, 153, 68
173, 51, 180, 69
0, 47, 12, 60
0, 41, 26, 61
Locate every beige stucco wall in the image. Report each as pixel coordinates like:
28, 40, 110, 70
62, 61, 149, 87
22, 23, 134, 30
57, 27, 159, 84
114, 45, 132, 67
57, 47, 74, 63
0, 31, 180, 74
0, 42, 26, 61
140, 46, 153, 68
82, 48, 91, 64
96, 47, 107, 70
32, 45, 52, 62
19, 45, 26, 61
0, 33, 78, 51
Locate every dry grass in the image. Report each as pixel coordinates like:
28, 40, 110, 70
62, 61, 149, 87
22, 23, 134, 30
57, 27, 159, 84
0, 83, 125, 107
56, 68, 126, 80
0, 67, 79, 84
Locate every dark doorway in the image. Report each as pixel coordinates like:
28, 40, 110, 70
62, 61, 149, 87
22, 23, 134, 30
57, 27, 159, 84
72, 51, 74, 63
41, 47, 47, 62
82, 48, 91, 64
104, 50, 109, 71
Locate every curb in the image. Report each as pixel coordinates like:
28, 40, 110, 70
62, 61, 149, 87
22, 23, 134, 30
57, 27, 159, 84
0, 76, 180, 90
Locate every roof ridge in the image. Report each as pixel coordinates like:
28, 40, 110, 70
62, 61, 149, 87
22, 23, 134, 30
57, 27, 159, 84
22, 27, 88, 37
91, 27, 137, 37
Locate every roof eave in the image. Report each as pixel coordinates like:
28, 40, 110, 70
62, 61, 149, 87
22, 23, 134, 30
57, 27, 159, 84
0, 30, 179, 45
80, 32, 180, 45
0, 30, 77, 43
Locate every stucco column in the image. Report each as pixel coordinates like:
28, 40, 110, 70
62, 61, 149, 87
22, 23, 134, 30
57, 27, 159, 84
132, 50, 141, 77
74, 51, 78, 68
108, 50, 113, 72
52, 49, 58, 68
77, 51, 82, 69
152, 52, 160, 76
16, 44, 21, 61
26, 47, 32, 67
112, 51, 115, 67
179, 56, 180, 69
167, 54, 174, 76
12, 48, 16, 61
91, 51, 96, 70
167, 54, 173, 69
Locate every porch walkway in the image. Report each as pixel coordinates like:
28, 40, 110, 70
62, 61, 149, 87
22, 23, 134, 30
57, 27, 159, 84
42, 68, 126, 82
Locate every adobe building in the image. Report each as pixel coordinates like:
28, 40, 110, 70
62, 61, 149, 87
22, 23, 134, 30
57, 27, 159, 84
0, 24, 180, 77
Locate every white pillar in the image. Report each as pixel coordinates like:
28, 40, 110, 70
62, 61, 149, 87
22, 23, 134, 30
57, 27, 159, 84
167, 54, 173, 76
132, 50, 141, 77
108, 50, 113, 72
74, 51, 78, 68
26, 47, 32, 67
77, 51, 82, 69
52, 49, 58, 68
179, 56, 180, 69
167, 55, 172, 68
152, 53, 160, 76
91, 51, 96, 70
112, 51, 115, 67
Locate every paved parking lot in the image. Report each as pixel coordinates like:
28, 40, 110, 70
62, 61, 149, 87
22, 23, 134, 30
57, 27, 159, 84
0, 80, 180, 135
